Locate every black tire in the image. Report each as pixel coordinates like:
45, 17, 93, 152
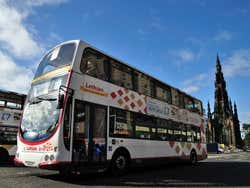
0, 148, 9, 163
190, 150, 197, 165
110, 152, 130, 176
58, 166, 73, 177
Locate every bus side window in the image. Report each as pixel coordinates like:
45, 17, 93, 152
110, 60, 133, 90
184, 96, 195, 112
186, 125, 192, 142
194, 99, 203, 115
134, 113, 155, 140
197, 127, 201, 143
156, 118, 168, 141
171, 88, 179, 106
109, 108, 134, 138
137, 73, 152, 97
155, 82, 172, 104
181, 124, 187, 142
80, 48, 107, 81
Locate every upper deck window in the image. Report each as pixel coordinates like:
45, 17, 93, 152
80, 48, 108, 80
194, 99, 203, 115
184, 96, 194, 112
155, 82, 171, 104
111, 60, 133, 89
171, 88, 179, 106
34, 43, 76, 79
137, 73, 152, 96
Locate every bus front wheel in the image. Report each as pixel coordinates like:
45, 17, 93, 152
0, 148, 9, 163
190, 150, 197, 165
110, 152, 130, 176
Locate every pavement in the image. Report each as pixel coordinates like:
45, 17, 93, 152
0, 152, 250, 187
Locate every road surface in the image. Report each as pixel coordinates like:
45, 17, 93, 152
0, 152, 250, 187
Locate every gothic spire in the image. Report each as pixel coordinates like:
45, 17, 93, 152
233, 101, 239, 120
214, 54, 230, 119
233, 101, 242, 147
207, 101, 212, 120
229, 98, 233, 117
216, 53, 221, 72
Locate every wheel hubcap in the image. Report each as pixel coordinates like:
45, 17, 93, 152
115, 156, 126, 169
191, 153, 196, 163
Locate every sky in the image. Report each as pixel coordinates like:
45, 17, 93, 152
0, 0, 250, 126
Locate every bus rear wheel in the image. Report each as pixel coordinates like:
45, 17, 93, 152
190, 150, 197, 165
110, 152, 130, 176
0, 148, 9, 163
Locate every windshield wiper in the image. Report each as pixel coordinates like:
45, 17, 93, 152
29, 98, 42, 105
29, 96, 57, 105
37, 96, 57, 101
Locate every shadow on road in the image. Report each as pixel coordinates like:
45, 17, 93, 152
37, 161, 250, 187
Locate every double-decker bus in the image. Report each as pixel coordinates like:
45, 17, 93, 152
0, 90, 26, 163
15, 40, 207, 175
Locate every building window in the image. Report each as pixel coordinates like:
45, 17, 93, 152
6, 102, 21, 109
0, 101, 5, 107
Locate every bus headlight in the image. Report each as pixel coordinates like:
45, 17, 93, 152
50, 154, 55, 161
44, 155, 49, 161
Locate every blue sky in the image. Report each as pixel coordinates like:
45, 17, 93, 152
0, 0, 250, 126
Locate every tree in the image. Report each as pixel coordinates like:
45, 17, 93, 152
242, 124, 250, 147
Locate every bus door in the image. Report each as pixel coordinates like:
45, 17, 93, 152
72, 100, 89, 163
88, 104, 107, 164
72, 101, 107, 165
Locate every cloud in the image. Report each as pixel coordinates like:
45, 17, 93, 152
214, 30, 232, 41
25, 0, 68, 7
0, 50, 33, 94
183, 86, 200, 94
0, 0, 42, 58
0, 0, 67, 94
182, 72, 211, 94
183, 73, 206, 85
168, 49, 197, 63
241, 112, 250, 125
223, 49, 250, 77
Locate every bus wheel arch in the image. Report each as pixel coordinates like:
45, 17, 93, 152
190, 149, 197, 164
110, 147, 131, 175
0, 147, 10, 163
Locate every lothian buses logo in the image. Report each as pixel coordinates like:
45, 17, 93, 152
80, 82, 108, 97
24, 142, 54, 152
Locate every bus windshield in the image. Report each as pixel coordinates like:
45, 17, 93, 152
34, 42, 76, 79
21, 96, 59, 142
20, 75, 67, 142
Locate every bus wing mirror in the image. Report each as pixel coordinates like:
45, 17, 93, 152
57, 85, 74, 109
57, 93, 64, 109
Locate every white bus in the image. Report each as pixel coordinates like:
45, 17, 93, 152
0, 90, 26, 163
15, 40, 207, 175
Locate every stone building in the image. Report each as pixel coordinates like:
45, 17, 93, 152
206, 55, 242, 148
